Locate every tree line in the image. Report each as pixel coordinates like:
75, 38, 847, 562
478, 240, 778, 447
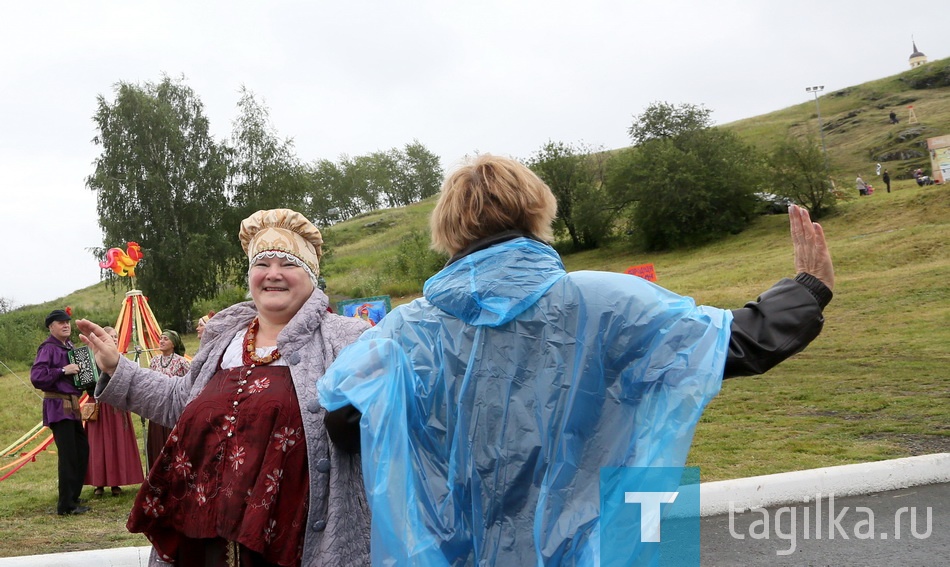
83, 77, 834, 333
526, 102, 837, 253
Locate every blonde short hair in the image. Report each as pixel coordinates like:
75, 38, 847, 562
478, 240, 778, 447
430, 154, 558, 256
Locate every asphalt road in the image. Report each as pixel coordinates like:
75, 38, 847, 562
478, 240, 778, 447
701, 482, 949, 566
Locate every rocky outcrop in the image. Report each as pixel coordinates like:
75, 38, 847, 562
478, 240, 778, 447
874, 149, 926, 162
899, 63, 950, 89
893, 127, 927, 143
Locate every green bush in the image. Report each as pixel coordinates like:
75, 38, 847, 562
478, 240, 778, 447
768, 135, 838, 219
385, 230, 447, 290
194, 285, 248, 314
607, 130, 764, 251
348, 272, 385, 299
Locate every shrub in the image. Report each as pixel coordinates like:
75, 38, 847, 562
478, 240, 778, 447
385, 230, 447, 290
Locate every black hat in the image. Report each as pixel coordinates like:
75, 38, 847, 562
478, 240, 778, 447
45, 309, 71, 328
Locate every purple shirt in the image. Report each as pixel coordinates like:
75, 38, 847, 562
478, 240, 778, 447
30, 335, 82, 425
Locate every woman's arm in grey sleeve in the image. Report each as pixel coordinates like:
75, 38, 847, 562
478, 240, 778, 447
96, 356, 195, 426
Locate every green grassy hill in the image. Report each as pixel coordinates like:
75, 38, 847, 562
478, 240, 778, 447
727, 56, 950, 182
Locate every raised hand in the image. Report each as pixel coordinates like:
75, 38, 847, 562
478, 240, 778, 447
75, 319, 121, 376
789, 204, 834, 291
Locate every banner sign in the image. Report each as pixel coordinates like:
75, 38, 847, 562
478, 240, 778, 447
338, 295, 392, 326
625, 263, 658, 282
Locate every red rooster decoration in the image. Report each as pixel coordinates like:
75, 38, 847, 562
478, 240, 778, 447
100, 242, 144, 277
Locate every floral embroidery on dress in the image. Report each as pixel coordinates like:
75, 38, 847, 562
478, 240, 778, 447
129, 364, 309, 566
248, 376, 270, 394
195, 484, 209, 505
273, 427, 300, 452
143, 494, 165, 518
173, 451, 193, 477
264, 519, 277, 544
264, 469, 284, 496
229, 445, 246, 470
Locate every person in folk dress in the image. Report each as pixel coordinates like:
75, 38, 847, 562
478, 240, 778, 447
30, 309, 90, 515
78, 209, 372, 567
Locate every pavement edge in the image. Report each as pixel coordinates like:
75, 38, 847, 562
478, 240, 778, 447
700, 452, 950, 516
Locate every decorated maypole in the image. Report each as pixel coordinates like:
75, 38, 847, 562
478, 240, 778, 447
1, 242, 165, 482
99, 242, 163, 366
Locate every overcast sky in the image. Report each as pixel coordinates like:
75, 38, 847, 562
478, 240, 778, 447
1, 0, 943, 307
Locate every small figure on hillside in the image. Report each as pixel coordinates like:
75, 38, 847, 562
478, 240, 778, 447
857, 175, 870, 196
889, 111, 899, 124
875, 163, 882, 176
882, 169, 891, 193
914, 168, 934, 186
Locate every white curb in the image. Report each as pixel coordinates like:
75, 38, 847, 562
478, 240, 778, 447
0, 546, 151, 566
700, 452, 950, 516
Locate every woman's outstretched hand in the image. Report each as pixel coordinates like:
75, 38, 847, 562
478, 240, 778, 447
789, 204, 835, 291
76, 319, 121, 376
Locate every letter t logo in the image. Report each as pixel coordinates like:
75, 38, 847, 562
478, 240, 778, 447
624, 491, 679, 542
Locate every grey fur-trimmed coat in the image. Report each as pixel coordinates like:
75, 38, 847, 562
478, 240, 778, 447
96, 289, 372, 566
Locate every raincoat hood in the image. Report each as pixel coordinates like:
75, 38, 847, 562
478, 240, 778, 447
423, 237, 566, 327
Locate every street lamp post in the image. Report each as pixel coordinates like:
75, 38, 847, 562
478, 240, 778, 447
805, 85, 830, 171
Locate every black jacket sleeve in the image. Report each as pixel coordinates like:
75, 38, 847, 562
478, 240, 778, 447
325, 404, 363, 454
724, 273, 832, 378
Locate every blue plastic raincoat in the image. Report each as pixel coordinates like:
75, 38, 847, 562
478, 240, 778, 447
318, 238, 733, 566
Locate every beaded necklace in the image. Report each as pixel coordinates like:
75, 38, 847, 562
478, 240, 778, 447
157, 354, 174, 369
242, 317, 282, 366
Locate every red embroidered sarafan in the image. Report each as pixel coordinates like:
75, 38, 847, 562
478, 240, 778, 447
128, 364, 309, 566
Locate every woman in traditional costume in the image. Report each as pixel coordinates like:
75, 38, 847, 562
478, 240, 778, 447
78, 209, 371, 567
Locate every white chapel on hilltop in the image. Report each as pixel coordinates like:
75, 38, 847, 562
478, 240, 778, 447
909, 40, 927, 68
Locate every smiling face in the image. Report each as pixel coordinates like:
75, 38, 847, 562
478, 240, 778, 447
158, 333, 174, 355
48, 320, 72, 343
196, 321, 206, 339
248, 255, 314, 324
